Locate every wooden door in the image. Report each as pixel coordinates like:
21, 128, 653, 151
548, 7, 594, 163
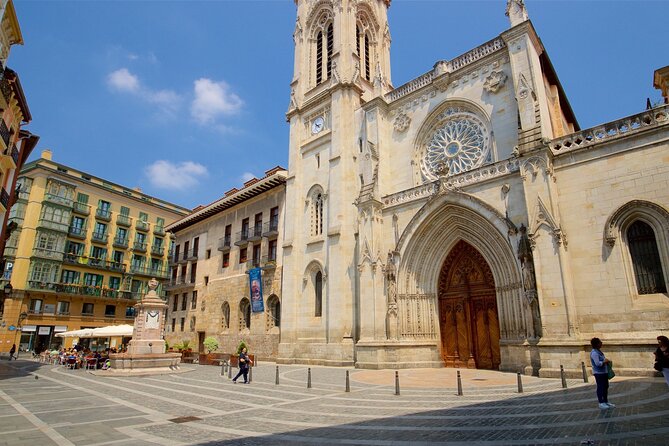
438, 241, 500, 370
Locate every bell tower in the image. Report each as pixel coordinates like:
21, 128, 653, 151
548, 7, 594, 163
279, 0, 392, 366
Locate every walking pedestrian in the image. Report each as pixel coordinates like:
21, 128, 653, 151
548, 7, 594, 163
8, 344, 16, 361
590, 337, 615, 409
232, 347, 253, 384
654, 336, 669, 388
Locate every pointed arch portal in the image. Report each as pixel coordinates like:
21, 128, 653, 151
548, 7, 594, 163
438, 241, 500, 369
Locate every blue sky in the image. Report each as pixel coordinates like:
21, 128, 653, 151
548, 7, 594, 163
9, 1, 666, 209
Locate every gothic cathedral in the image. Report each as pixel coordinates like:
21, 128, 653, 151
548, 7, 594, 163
279, 0, 669, 376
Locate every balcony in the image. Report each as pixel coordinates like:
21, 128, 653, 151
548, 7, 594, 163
0, 188, 9, 210
235, 229, 250, 246
52, 282, 133, 299
218, 236, 231, 252
263, 217, 280, 237
116, 215, 132, 227
246, 257, 262, 269
133, 241, 147, 252
150, 244, 164, 257
32, 247, 65, 262
43, 193, 73, 208
27, 281, 57, 292
0, 77, 11, 105
0, 144, 18, 170
10, 144, 18, 165
68, 226, 87, 239
164, 277, 194, 289
72, 202, 90, 215
95, 208, 112, 221
63, 253, 126, 272
17, 189, 30, 201
153, 225, 165, 236
91, 231, 108, 244
0, 119, 10, 148
38, 218, 69, 233
261, 254, 278, 270
135, 220, 150, 232
129, 264, 170, 279
113, 236, 128, 249
248, 223, 263, 242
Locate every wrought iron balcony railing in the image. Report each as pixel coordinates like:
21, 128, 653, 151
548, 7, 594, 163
235, 229, 249, 246
72, 202, 90, 215
68, 226, 87, 239
218, 236, 231, 251
91, 231, 108, 244
262, 217, 280, 237
95, 208, 112, 221
135, 220, 150, 232
133, 241, 147, 252
113, 236, 128, 248
116, 215, 132, 227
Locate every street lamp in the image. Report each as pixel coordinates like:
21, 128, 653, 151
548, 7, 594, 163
13, 311, 27, 360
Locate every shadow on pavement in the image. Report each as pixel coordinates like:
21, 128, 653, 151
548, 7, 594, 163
186, 377, 668, 446
0, 358, 51, 380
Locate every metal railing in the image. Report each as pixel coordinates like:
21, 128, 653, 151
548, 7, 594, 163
95, 208, 111, 221
68, 226, 87, 239
129, 264, 170, 278
63, 253, 126, 272
133, 241, 147, 252
72, 202, 90, 215
0, 188, 9, 209
135, 220, 150, 232
113, 236, 128, 248
235, 229, 249, 246
151, 244, 164, 256
153, 226, 165, 236
263, 217, 279, 236
116, 215, 132, 227
91, 232, 108, 244
218, 236, 231, 251
248, 223, 263, 241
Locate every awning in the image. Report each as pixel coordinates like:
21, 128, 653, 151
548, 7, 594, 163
90, 325, 134, 337
55, 328, 95, 338
21, 325, 36, 332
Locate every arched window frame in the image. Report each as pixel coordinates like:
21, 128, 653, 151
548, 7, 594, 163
626, 220, 667, 294
309, 8, 334, 86
307, 185, 325, 237
239, 298, 251, 331
356, 9, 377, 82
266, 294, 281, 331
303, 260, 326, 319
604, 200, 669, 299
221, 301, 230, 329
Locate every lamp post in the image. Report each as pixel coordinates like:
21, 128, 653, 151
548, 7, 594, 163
13, 311, 27, 360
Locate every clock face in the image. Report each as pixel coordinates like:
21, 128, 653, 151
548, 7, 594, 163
311, 116, 325, 134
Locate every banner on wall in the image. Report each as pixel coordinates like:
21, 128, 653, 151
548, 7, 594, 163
249, 267, 264, 313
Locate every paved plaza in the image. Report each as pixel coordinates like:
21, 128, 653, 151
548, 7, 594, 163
0, 360, 667, 446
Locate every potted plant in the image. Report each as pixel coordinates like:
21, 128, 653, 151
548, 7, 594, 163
199, 336, 220, 365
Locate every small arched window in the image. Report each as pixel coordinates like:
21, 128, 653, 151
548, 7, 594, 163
221, 302, 230, 329
312, 193, 324, 236
627, 220, 667, 294
239, 298, 251, 330
315, 271, 323, 317
266, 295, 281, 330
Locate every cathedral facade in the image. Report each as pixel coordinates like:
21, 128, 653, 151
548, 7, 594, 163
278, 0, 669, 376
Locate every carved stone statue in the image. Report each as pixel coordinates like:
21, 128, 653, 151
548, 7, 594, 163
385, 251, 399, 340
505, 0, 529, 27
517, 224, 541, 339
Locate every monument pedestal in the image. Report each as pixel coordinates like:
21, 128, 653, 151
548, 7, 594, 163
100, 279, 186, 376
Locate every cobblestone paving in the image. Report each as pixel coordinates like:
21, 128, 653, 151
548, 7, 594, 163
0, 360, 667, 445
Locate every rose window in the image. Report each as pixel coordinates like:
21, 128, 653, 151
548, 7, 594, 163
420, 112, 490, 180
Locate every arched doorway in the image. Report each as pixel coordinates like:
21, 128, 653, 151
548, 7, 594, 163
438, 240, 500, 369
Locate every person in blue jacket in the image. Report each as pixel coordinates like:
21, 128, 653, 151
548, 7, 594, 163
590, 337, 615, 410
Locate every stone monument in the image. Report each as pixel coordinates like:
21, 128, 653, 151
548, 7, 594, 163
106, 278, 182, 374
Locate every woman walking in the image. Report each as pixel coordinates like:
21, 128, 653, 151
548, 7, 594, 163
590, 338, 615, 409
654, 336, 669, 388
232, 347, 253, 384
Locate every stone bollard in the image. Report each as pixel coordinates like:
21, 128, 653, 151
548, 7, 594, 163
275, 365, 280, 385
249, 365, 253, 383
581, 361, 589, 383
560, 365, 568, 389
228, 361, 232, 379
517, 372, 523, 393
395, 371, 400, 396
457, 370, 463, 396
220, 360, 227, 376
345, 370, 350, 393
307, 367, 312, 389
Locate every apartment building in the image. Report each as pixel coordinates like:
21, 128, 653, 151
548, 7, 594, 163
0, 150, 190, 353
165, 167, 285, 360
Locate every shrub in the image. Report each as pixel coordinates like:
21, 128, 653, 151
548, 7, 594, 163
173, 342, 184, 351
236, 340, 248, 355
164, 340, 169, 350
181, 340, 191, 350
203, 336, 219, 354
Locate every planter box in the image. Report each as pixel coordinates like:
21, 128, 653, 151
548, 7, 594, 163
198, 353, 228, 366
229, 354, 255, 368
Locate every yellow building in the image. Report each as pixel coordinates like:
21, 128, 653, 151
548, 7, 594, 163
0, 150, 189, 354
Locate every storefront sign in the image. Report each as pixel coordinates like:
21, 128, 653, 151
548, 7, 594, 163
21, 325, 36, 332
38, 326, 51, 335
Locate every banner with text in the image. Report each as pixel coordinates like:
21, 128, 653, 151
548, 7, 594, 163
249, 267, 264, 313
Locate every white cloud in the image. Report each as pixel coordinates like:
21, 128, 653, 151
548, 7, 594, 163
107, 68, 139, 92
241, 172, 255, 183
145, 160, 208, 190
191, 78, 243, 124
107, 67, 181, 115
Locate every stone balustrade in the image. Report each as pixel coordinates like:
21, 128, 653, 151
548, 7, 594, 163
550, 104, 669, 154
